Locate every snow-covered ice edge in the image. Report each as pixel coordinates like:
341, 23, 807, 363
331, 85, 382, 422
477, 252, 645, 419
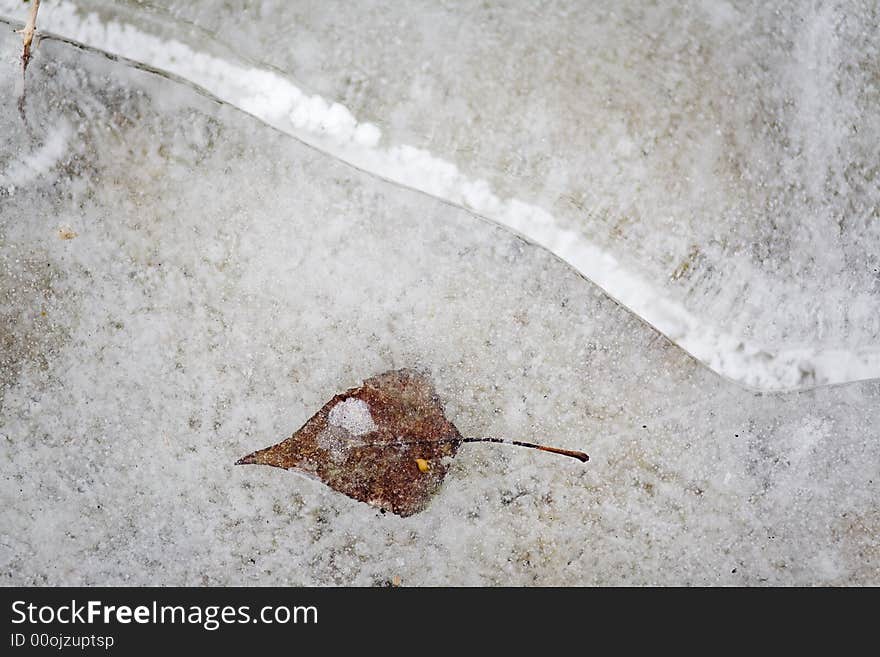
5, 0, 880, 391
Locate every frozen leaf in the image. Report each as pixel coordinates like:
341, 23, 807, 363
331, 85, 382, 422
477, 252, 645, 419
237, 369, 461, 517
236, 369, 588, 517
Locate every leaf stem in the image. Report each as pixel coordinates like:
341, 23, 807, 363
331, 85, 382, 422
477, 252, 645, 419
461, 437, 589, 463
357, 436, 589, 463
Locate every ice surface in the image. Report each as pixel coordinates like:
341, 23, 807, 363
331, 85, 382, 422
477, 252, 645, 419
5, 0, 878, 389
327, 398, 377, 437
1, 30, 879, 585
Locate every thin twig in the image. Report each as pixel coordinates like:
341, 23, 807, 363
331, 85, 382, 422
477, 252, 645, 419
20, 0, 41, 75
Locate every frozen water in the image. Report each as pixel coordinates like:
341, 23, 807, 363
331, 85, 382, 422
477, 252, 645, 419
327, 398, 377, 437
5, 0, 879, 389
1, 30, 879, 585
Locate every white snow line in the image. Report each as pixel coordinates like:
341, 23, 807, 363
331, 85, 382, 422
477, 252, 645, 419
5, 0, 879, 391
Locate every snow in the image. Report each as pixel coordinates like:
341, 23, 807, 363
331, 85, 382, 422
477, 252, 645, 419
1, 29, 879, 585
327, 398, 377, 437
353, 123, 382, 148
0, 122, 71, 188
4, 0, 878, 389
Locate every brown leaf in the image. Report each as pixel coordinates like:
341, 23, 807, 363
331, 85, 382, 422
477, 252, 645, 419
236, 368, 589, 517
237, 369, 462, 517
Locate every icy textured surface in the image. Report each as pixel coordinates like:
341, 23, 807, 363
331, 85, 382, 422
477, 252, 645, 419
327, 399, 377, 437
1, 32, 879, 585
6, 0, 879, 389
